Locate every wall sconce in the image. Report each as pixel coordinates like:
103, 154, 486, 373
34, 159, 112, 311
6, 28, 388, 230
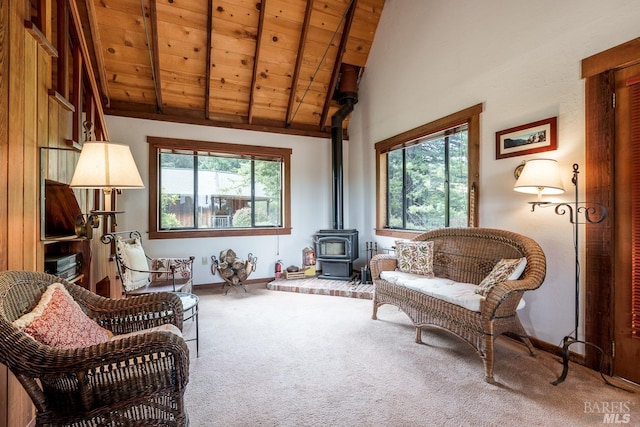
70, 140, 145, 235
513, 159, 611, 386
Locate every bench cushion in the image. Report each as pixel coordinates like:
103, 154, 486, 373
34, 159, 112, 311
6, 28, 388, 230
379, 271, 526, 312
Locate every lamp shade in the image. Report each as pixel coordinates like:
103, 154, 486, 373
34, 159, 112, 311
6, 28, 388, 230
70, 142, 144, 189
513, 158, 565, 195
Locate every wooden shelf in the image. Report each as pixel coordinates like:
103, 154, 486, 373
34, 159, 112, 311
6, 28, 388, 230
43, 235, 82, 243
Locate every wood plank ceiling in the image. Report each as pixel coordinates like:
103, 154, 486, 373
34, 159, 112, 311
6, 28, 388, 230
76, 0, 385, 138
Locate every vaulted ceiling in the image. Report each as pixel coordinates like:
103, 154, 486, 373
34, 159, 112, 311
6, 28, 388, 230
76, 0, 386, 138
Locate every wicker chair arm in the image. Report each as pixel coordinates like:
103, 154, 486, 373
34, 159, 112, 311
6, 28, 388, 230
4, 330, 188, 396
481, 278, 538, 320
65, 288, 184, 333
99, 294, 184, 333
369, 254, 398, 279
26, 330, 188, 374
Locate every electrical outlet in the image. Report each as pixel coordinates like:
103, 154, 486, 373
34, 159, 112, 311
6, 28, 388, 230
201, 256, 208, 265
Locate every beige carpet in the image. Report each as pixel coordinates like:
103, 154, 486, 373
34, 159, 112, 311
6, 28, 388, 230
184, 286, 638, 426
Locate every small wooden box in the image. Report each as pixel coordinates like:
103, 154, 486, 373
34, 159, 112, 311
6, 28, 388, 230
284, 270, 306, 280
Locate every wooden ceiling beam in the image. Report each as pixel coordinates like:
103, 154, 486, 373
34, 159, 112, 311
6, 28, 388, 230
204, 0, 213, 119
68, 0, 109, 140
148, 0, 164, 113
247, 0, 267, 125
57, 0, 69, 99
104, 103, 334, 139
72, 41, 83, 145
84, 0, 110, 107
320, 0, 358, 132
286, 0, 313, 128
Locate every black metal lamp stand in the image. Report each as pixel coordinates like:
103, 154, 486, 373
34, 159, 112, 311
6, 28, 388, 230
526, 163, 609, 385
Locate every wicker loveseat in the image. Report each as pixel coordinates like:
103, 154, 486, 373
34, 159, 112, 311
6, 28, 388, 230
370, 227, 546, 383
0, 270, 190, 426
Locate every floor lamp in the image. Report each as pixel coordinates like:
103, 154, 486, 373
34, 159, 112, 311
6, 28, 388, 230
513, 159, 609, 386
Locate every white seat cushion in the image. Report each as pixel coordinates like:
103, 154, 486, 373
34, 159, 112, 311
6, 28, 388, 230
379, 271, 525, 312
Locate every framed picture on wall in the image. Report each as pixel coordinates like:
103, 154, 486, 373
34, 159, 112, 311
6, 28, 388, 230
495, 117, 557, 159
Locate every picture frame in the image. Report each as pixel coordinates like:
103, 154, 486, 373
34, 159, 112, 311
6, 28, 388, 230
495, 117, 557, 160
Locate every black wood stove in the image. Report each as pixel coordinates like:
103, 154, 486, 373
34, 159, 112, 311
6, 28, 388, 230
315, 229, 359, 280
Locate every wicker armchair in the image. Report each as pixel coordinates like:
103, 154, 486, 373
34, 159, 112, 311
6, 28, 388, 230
0, 270, 190, 426
102, 231, 195, 296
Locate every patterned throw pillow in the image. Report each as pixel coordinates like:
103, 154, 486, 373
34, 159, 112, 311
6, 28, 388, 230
475, 257, 527, 296
13, 283, 111, 349
395, 240, 435, 278
151, 258, 192, 281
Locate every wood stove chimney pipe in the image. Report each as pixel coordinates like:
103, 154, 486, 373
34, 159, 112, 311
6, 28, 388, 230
331, 63, 359, 230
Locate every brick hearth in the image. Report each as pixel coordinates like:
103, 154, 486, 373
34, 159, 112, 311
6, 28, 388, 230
267, 277, 374, 299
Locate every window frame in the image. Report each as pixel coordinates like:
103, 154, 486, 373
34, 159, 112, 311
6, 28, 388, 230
148, 136, 292, 239
374, 104, 482, 239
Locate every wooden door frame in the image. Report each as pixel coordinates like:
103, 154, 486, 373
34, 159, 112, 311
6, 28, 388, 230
582, 38, 640, 372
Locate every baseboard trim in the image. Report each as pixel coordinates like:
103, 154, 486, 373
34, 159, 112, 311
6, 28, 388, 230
530, 336, 586, 365
194, 277, 270, 291
503, 332, 586, 365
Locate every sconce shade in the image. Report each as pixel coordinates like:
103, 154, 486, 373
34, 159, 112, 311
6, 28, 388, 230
70, 142, 144, 189
513, 158, 565, 195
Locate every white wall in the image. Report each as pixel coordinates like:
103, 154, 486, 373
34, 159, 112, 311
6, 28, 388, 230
105, 116, 338, 285
348, 0, 640, 347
